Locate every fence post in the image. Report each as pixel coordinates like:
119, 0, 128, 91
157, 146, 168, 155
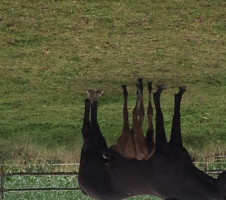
1, 166, 4, 199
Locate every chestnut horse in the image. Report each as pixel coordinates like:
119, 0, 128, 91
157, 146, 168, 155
110, 79, 155, 160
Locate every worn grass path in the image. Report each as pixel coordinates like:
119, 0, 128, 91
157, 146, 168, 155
0, 0, 225, 164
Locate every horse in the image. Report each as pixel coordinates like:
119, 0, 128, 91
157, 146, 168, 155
78, 79, 226, 200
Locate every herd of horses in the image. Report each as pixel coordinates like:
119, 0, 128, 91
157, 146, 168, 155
78, 78, 226, 200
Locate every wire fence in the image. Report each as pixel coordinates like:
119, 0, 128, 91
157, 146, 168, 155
0, 164, 81, 199
0, 160, 226, 200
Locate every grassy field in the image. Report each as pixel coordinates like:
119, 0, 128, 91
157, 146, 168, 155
0, 0, 225, 166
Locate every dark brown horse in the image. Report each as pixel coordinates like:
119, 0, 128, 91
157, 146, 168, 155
78, 79, 226, 200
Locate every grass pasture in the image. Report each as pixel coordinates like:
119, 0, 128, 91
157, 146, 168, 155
0, 0, 226, 167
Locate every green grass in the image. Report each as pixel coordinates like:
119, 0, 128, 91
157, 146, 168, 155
0, 0, 226, 165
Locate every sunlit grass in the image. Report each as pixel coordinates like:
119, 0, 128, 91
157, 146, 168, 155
0, 0, 225, 165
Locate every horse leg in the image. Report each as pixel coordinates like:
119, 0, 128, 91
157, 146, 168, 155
132, 78, 144, 123
169, 86, 187, 146
82, 99, 91, 138
119, 85, 135, 158
133, 78, 148, 160
153, 84, 167, 150
146, 82, 155, 150
110, 85, 135, 158
145, 81, 156, 159
81, 90, 108, 155
89, 90, 108, 152
121, 85, 130, 134
79, 93, 111, 199
80, 99, 92, 163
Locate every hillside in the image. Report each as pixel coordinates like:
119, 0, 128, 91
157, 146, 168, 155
0, 0, 225, 164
